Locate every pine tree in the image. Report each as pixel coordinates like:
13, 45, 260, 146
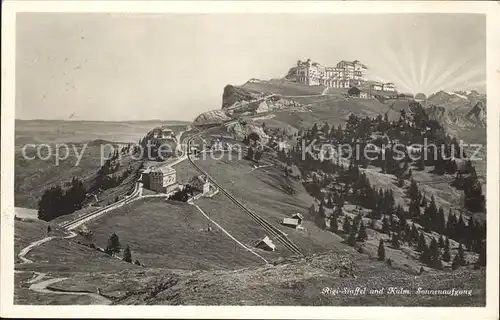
254, 150, 262, 163
437, 207, 446, 234
390, 215, 399, 233
311, 123, 319, 138
409, 199, 421, 219
377, 240, 386, 261
427, 196, 438, 227
429, 238, 440, 261
456, 214, 467, 243
347, 232, 357, 247
443, 241, 451, 262
316, 203, 326, 229
246, 146, 254, 160
417, 232, 426, 252
408, 178, 420, 203
105, 233, 121, 255
420, 193, 427, 207
476, 240, 486, 267
439, 235, 445, 248
357, 222, 368, 241
420, 242, 431, 264
418, 154, 425, 170
451, 254, 461, 270
411, 223, 419, 242
326, 194, 334, 208
123, 245, 132, 263
343, 218, 351, 234
399, 214, 407, 231
397, 177, 405, 187
391, 232, 401, 249
446, 211, 457, 239
329, 216, 339, 233
458, 243, 466, 265
322, 122, 330, 136
382, 216, 390, 234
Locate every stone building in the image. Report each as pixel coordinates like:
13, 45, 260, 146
145, 166, 177, 193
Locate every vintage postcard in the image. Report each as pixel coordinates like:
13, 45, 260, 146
1, 1, 499, 319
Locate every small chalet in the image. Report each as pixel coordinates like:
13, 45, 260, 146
282, 218, 300, 228
292, 213, 304, 224
189, 174, 210, 194
348, 86, 372, 99
282, 213, 305, 228
255, 236, 276, 251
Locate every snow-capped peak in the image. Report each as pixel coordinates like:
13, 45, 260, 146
445, 91, 467, 100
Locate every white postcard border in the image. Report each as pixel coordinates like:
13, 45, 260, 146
1, 1, 499, 319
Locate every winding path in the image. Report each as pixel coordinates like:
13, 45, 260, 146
16, 229, 113, 304
29, 275, 111, 305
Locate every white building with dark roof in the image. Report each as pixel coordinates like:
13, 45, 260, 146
295, 58, 368, 88
255, 236, 276, 251
190, 174, 210, 194
147, 166, 177, 193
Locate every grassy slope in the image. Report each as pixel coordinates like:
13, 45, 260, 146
171, 159, 201, 185
236, 80, 404, 131
15, 145, 103, 208
268, 98, 401, 131
85, 198, 266, 270
14, 218, 48, 260
15, 145, 141, 209
47, 252, 485, 306
193, 153, 352, 256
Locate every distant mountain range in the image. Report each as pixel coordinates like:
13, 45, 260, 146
426, 90, 486, 128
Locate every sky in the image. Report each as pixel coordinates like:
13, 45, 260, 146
16, 13, 486, 121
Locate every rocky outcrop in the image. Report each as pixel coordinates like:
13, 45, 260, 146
222, 85, 264, 109
465, 101, 486, 127
426, 90, 487, 128
225, 121, 270, 145
425, 105, 447, 122
192, 110, 230, 127
426, 100, 486, 129
222, 85, 306, 116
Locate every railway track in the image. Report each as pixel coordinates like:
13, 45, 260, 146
186, 135, 303, 256
59, 182, 141, 230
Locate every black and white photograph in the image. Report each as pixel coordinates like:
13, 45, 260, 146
1, 1, 499, 319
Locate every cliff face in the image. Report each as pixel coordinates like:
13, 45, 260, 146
465, 101, 486, 127
192, 109, 230, 127
221, 84, 306, 115
221, 85, 264, 109
191, 82, 309, 128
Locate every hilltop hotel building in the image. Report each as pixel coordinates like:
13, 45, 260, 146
296, 58, 396, 92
